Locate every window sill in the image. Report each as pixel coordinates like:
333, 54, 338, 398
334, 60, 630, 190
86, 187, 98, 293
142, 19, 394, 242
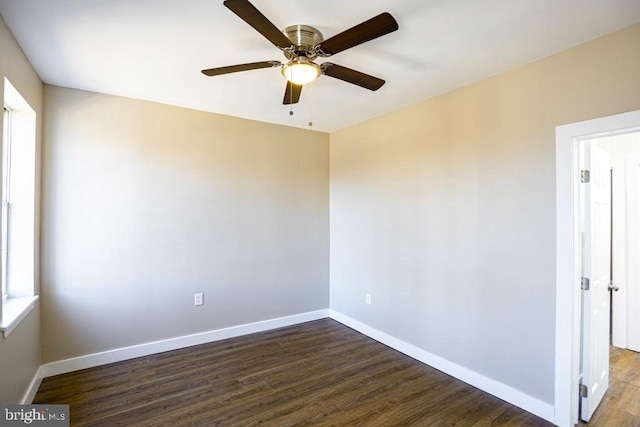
0, 295, 39, 338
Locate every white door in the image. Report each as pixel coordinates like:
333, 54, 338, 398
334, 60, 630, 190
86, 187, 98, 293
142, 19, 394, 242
580, 141, 611, 422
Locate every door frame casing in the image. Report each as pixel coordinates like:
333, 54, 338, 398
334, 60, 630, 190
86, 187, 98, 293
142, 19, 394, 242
555, 109, 640, 427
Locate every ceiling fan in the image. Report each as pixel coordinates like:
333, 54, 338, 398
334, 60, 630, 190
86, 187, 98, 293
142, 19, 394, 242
201, 0, 399, 105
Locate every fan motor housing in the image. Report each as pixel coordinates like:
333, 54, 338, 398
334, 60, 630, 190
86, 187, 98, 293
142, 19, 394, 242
282, 25, 323, 60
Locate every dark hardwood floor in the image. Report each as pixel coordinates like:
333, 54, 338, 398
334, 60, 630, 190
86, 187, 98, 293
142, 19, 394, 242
34, 319, 554, 426
578, 345, 640, 427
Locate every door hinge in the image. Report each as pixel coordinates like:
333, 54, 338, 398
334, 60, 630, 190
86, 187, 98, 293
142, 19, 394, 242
581, 170, 590, 183
581, 277, 590, 291
580, 383, 588, 398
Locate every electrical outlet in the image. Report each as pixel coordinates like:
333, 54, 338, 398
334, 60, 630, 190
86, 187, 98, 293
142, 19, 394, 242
194, 293, 204, 306
366, 293, 372, 305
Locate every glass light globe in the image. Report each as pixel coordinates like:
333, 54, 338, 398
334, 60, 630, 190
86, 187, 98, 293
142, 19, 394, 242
282, 57, 320, 85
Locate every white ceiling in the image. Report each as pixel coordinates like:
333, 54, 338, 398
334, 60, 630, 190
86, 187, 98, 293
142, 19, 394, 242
0, 0, 639, 132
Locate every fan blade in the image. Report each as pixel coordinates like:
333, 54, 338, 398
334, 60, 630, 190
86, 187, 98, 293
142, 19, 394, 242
283, 81, 302, 104
223, 0, 293, 49
316, 12, 398, 56
321, 63, 385, 91
201, 61, 281, 76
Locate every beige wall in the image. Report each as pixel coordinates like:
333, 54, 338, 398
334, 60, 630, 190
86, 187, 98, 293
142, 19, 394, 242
41, 87, 329, 362
0, 15, 43, 403
330, 23, 640, 405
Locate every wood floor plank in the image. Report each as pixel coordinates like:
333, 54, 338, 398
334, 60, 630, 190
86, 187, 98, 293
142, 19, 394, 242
35, 319, 558, 426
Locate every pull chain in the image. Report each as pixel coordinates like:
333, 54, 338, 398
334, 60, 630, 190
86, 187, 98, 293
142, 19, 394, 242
289, 80, 294, 116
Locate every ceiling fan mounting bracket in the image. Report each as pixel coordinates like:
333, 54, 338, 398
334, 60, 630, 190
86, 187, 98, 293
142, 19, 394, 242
314, 47, 330, 58
281, 25, 324, 61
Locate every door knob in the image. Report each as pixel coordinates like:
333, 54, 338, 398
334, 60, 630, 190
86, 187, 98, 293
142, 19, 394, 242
608, 283, 619, 292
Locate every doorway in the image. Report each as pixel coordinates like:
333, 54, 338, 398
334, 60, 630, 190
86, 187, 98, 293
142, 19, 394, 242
575, 132, 640, 423
554, 110, 640, 427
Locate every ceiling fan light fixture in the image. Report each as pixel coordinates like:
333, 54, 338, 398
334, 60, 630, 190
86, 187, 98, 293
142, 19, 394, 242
282, 57, 320, 85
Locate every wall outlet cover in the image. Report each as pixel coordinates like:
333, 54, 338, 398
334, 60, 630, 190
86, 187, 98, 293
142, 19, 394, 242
194, 293, 204, 306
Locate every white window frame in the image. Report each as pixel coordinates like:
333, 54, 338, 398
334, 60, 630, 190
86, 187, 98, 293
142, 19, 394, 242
0, 78, 38, 338
2, 106, 12, 301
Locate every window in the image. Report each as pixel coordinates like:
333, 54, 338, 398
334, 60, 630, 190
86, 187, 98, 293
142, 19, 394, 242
0, 78, 38, 338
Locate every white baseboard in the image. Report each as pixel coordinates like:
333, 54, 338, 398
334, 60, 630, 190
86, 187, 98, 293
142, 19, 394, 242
329, 310, 555, 424
21, 366, 43, 404
37, 308, 554, 423
41, 309, 329, 378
